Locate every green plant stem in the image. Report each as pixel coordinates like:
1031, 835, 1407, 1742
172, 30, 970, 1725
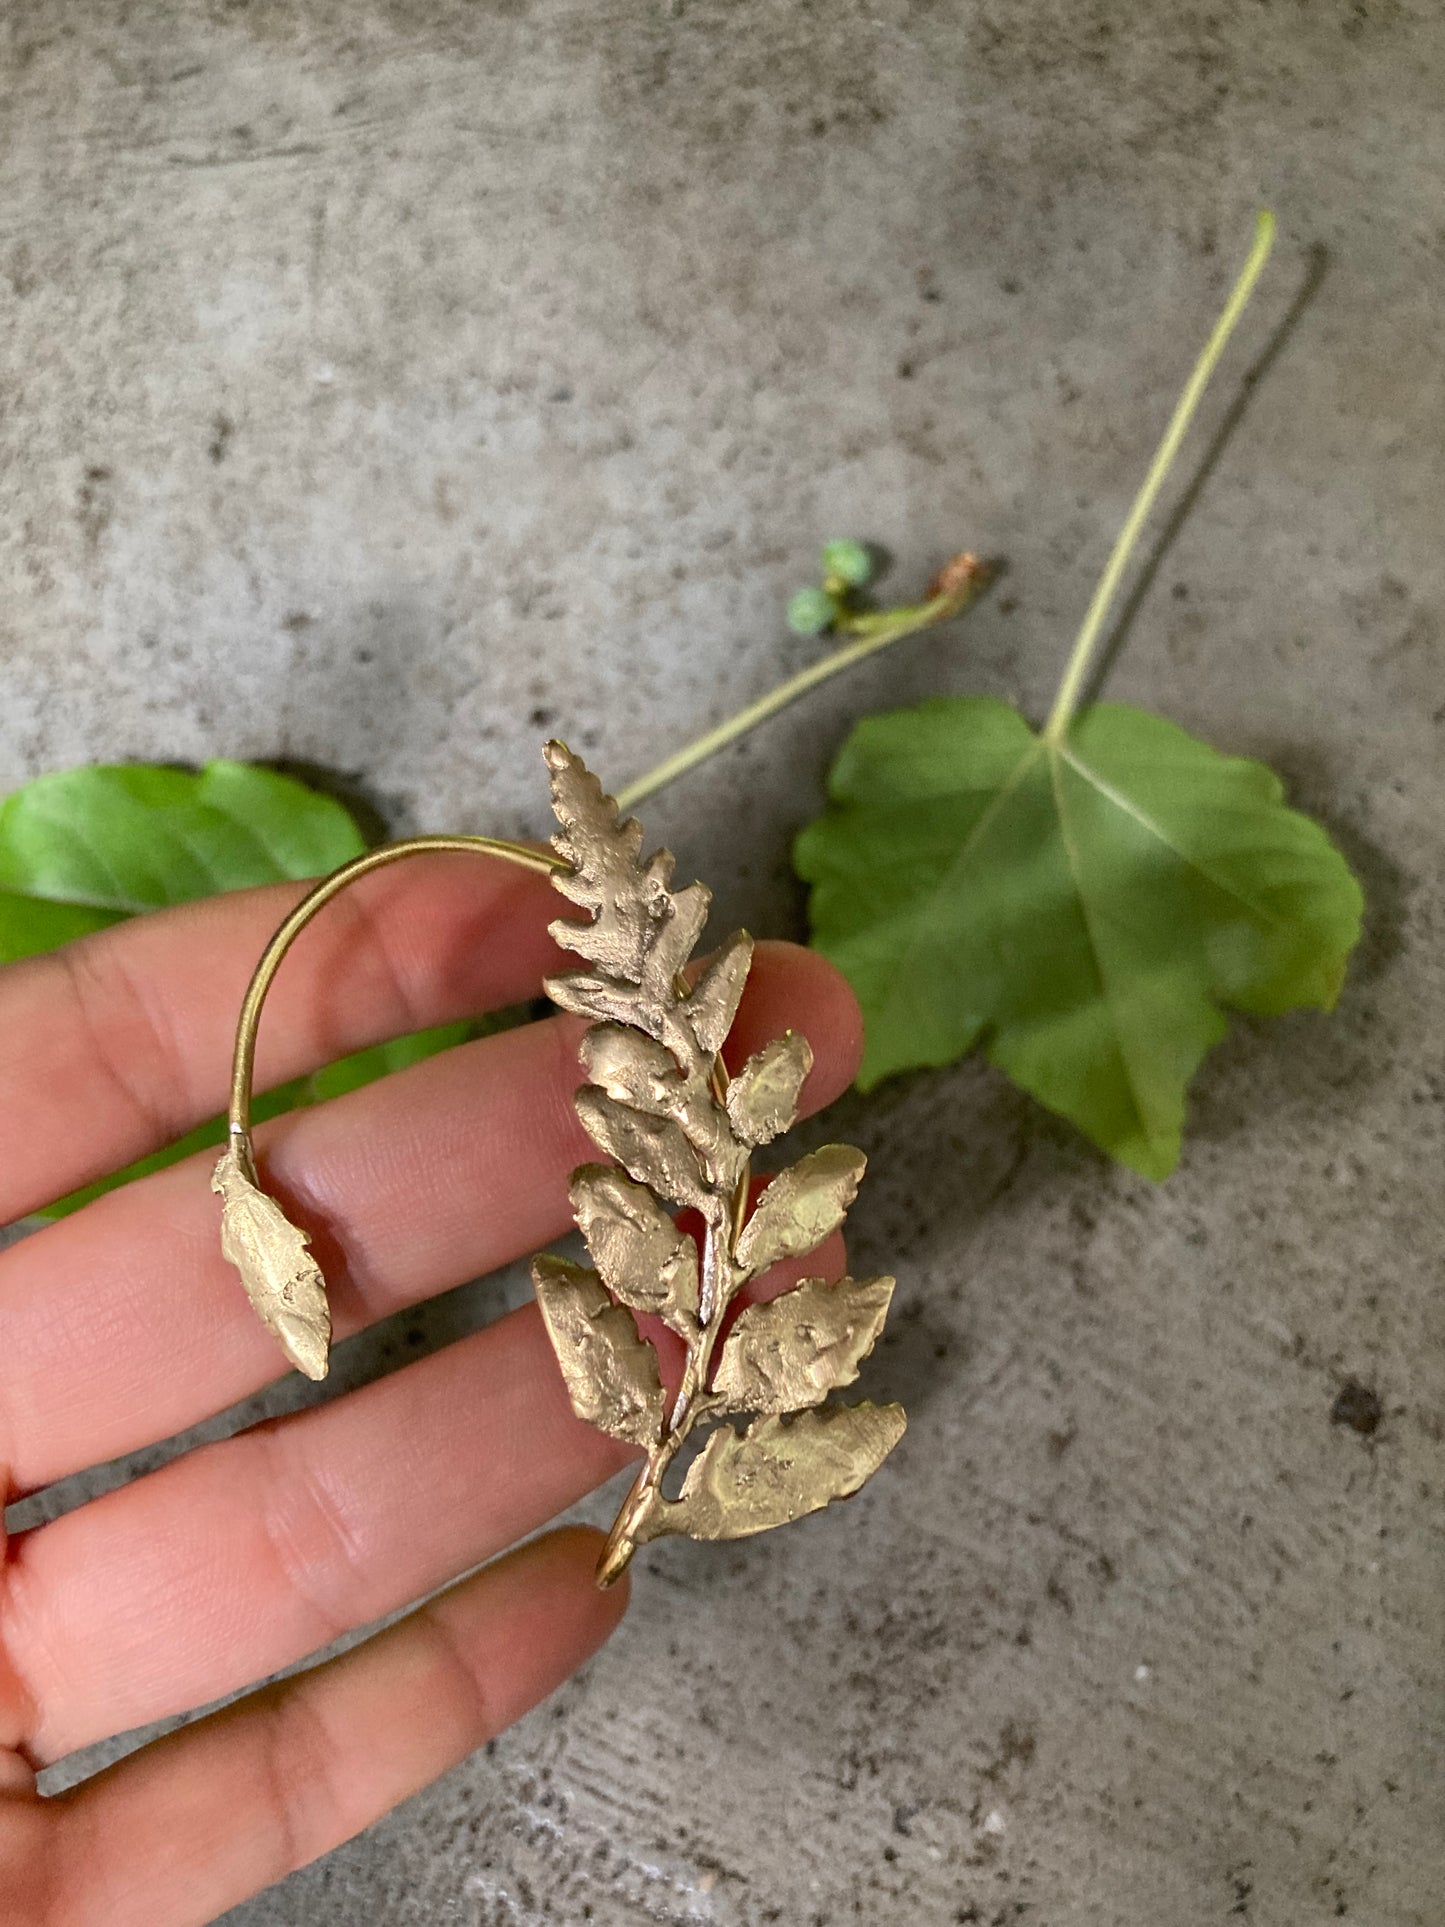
1042, 209, 1276, 748
614, 575, 987, 814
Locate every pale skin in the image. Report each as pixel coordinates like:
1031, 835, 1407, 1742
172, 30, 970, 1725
0, 854, 861, 1925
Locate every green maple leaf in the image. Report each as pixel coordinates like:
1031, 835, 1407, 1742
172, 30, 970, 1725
794, 698, 1363, 1178
794, 212, 1364, 1177
0, 761, 470, 1214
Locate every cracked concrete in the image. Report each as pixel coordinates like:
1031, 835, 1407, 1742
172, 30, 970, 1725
1, 2, 1442, 1922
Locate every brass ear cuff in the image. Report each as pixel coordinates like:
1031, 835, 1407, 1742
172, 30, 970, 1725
216, 743, 904, 1586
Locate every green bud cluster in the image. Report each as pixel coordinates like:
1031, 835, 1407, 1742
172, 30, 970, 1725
785, 539, 875, 637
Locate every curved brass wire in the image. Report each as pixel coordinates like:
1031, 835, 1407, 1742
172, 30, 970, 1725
215, 835, 568, 1384
226, 835, 566, 1171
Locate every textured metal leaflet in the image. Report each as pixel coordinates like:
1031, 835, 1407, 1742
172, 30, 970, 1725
574, 1088, 711, 1209
531, 1254, 666, 1447
710, 1274, 895, 1414
545, 751, 671, 983
213, 741, 902, 1579
579, 1025, 686, 1112
682, 930, 753, 1054
212, 1145, 331, 1381
734, 1144, 868, 1277
651, 1402, 907, 1542
570, 1163, 700, 1332
724, 1030, 814, 1146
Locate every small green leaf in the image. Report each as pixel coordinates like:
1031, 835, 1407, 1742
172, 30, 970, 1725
0, 759, 475, 1216
0, 760, 366, 915
787, 587, 838, 637
795, 698, 1364, 1179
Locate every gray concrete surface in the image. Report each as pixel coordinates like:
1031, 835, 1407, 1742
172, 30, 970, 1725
2, 2, 1443, 1921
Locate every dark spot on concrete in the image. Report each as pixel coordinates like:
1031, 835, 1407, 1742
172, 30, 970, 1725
529, 705, 556, 728
281, 611, 315, 631
1069, 1197, 1097, 1234
9, 241, 36, 299
983, 1720, 1036, 1784
892, 1803, 917, 1836
1331, 1379, 1383, 1437
209, 413, 234, 463
896, 358, 915, 379
1046, 1424, 1076, 1460
547, 384, 574, 403
1172, 580, 1189, 599
999, 276, 1021, 295
78, 465, 114, 548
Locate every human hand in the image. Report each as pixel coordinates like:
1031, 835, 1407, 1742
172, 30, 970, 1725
0, 854, 861, 1924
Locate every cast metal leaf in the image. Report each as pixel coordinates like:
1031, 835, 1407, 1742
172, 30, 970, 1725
534, 741, 904, 1586
645, 1402, 908, 1543
709, 1273, 896, 1415
579, 1026, 685, 1113
681, 931, 753, 1054
570, 1164, 700, 1334
724, 1030, 813, 1147
734, 1143, 867, 1279
212, 1143, 331, 1381
532, 1254, 667, 1448
573, 1089, 712, 1207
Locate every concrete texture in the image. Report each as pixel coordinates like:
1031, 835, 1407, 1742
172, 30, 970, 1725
2, 2, 1442, 1921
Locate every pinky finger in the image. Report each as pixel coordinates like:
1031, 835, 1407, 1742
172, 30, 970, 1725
49, 1529, 626, 1927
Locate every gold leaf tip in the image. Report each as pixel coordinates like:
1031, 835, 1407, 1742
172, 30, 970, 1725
213, 1144, 332, 1381
273, 1312, 331, 1381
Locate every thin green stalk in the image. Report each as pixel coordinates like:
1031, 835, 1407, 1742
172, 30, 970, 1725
615, 567, 987, 814
1042, 210, 1275, 747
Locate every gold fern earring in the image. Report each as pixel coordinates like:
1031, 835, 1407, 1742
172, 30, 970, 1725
216, 742, 904, 1587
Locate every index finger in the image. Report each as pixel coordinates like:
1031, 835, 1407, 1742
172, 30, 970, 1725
0, 851, 563, 1222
